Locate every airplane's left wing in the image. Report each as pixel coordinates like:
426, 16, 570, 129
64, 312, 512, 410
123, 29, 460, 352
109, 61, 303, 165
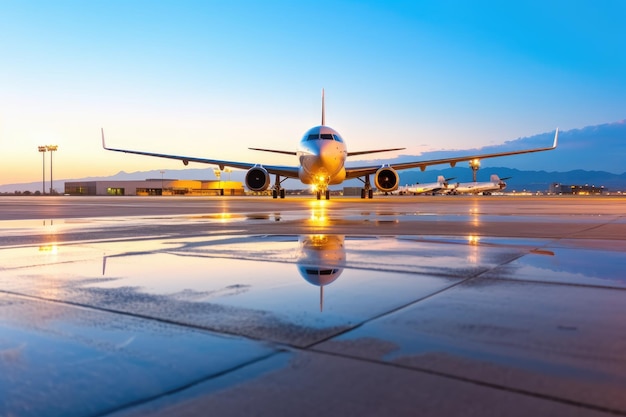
101, 129, 300, 179
345, 129, 558, 179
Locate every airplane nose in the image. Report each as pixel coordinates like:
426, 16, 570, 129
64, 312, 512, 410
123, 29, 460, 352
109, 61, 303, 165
319, 142, 341, 171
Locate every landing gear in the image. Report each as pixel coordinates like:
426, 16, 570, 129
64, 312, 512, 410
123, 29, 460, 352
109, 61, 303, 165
359, 175, 374, 199
316, 189, 331, 200
272, 174, 287, 199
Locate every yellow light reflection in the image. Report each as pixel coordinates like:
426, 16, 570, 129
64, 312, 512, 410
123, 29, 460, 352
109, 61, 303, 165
218, 212, 232, 223
467, 234, 480, 245
38, 244, 59, 255
467, 234, 480, 264
469, 202, 480, 226
309, 200, 329, 226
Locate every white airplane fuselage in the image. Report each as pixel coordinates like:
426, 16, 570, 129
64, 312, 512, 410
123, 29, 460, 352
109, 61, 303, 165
297, 125, 347, 189
454, 175, 507, 194
399, 175, 451, 195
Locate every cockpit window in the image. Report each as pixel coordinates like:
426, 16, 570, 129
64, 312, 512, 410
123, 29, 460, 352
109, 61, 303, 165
306, 132, 344, 142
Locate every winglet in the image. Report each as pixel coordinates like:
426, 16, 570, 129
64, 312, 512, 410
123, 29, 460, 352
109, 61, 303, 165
553, 128, 559, 148
321, 88, 325, 126
101, 128, 108, 149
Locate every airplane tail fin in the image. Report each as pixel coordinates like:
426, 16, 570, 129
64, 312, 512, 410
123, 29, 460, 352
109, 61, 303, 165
490, 174, 501, 182
437, 175, 446, 183
321, 88, 325, 126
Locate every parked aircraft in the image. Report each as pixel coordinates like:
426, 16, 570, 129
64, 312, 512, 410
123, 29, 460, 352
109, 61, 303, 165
398, 175, 456, 195
102, 91, 558, 200
453, 174, 510, 195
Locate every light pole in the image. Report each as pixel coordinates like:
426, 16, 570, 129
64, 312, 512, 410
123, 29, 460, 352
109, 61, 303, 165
469, 159, 480, 182
47, 145, 58, 194
38, 146, 47, 195
213, 168, 222, 195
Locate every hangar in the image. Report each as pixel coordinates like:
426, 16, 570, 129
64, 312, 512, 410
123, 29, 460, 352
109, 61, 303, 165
64, 179, 245, 196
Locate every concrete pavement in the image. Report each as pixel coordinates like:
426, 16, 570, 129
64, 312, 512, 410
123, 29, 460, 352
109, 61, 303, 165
0, 195, 625, 416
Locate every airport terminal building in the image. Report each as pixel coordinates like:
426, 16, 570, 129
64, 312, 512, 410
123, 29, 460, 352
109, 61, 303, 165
64, 179, 245, 196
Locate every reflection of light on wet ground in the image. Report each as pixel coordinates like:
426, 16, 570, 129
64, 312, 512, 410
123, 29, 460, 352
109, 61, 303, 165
38, 244, 59, 255
482, 247, 626, 288
1, 234, 534, 346
309, 200, 328, 225
467, 235, 480, 264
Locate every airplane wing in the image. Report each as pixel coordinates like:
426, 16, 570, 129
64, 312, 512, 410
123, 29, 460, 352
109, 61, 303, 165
101, 129, 300, 179
347, 147, 405, 157
248, 147, 298, 156
345, 129, 558, 179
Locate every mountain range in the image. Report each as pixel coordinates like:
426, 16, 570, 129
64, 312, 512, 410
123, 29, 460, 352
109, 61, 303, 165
2, 120, 625, 193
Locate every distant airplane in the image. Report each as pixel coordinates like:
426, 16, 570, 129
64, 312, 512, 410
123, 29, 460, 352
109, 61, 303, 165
398, 175, 455, 195
452, 174, 510, 195
102, 91, 558, 200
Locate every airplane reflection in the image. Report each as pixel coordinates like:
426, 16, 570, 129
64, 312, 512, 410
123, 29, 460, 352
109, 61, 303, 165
297, 235, 346, 312
100, 234, 555, 313
100, 234, 347, 312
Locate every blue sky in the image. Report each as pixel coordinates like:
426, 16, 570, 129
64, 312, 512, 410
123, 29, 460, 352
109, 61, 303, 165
1, 0, 624, 185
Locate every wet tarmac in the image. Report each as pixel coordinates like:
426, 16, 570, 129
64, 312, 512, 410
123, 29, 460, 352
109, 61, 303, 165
1, 195, 625, 416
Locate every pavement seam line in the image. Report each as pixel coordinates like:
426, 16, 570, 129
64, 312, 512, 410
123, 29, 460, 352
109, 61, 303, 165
303, 346, 626, 416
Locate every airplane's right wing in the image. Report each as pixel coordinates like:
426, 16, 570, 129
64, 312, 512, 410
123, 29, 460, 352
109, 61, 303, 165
101, 129, 300, 179
345, 129, 558, 179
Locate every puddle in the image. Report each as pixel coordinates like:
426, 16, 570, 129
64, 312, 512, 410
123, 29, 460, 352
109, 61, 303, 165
0, 233, 534, 346
481, 246, 626, 288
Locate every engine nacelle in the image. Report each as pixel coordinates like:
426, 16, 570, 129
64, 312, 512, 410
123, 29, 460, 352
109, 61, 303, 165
245, 166, 271, 191
374, 166, 399, 192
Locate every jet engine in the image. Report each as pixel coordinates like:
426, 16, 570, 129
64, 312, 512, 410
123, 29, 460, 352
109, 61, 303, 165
374, 166, 399, 192
245, 166, 271, 191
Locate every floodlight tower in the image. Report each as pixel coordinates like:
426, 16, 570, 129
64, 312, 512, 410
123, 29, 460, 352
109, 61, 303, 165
47, 145, 58, 194
469, 159, 480, 182
214, 168, 222, 195
38, 146, 47, 195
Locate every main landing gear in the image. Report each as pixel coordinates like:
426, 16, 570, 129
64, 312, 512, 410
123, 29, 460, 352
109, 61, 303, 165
272, 174, 287, 199
358, 174, 374, 199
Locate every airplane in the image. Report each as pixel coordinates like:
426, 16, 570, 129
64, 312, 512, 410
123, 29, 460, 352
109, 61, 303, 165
101, 91, 559, 200
452, 174, 510, 195
398, 175, 456, 195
